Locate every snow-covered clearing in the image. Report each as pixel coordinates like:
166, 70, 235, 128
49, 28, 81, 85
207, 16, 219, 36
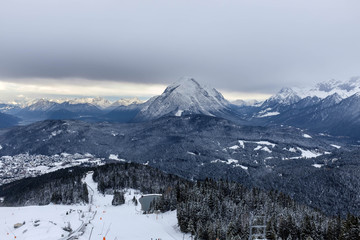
285, 148, 323, 159
255, 141, 276, 148
108, 154, 125, 162
0, 172, 190, 240
238, 140, 245, 148
233, 164, 248, 170
187, 151, 197, 156
283, 147, 297, 153
254, 146, 272, 153
258, 111, 280, 118
297, 148, 322, 158
331, 144, 341, 149
229, 140, 276, 151
312, 164, 324, 168
227, 159, 239, 164
229, 145, 240, 150
175, 109, 184, 116
303, 134, 312, 138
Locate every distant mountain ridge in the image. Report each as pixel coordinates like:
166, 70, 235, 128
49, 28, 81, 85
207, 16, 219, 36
1, 76, 360, 138
234, 77, 360, 138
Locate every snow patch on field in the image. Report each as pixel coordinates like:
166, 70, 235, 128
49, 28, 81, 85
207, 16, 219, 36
312, 164, 324, 168
237, 140, 276, 148
211, 159, 226, 164
290, 148, 322, 159
111, 131, 118, 136
256, 141, 276, 148
303, 134, 312, 138
298, 148, 322, 158
187, 151, 197, 156
0, 145, 2, 150
109, 154, 125, 162
254, 145, 262, 151
283, 147, 297, 153
283, 147, 323, 160
258, 111, 280, 118
51, 130, 62, 137
261, 146, 272, 153
175, 109, 184, 116
238, 140, 245, 148
233, 164, 248, 170
229, 145, 240, 150
254, 146, 272, 153
331, 144, 341, 149
211, 159, 240, 165
227, 159, 239, 164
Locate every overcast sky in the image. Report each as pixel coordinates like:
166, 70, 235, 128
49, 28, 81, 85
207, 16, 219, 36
0, 0, 359, 101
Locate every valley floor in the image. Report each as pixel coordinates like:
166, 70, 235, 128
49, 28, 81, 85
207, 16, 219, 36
0, 172, 190, 240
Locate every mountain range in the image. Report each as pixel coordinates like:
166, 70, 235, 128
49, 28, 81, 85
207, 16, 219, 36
1, 76, 360, 139
239, 77, 360, 138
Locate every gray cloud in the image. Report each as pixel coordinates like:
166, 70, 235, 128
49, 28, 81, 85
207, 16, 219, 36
0, 0, 359, 94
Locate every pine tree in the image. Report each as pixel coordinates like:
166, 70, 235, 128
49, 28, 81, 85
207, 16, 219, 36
82, 183, 89, 203
112, 191, 125, 206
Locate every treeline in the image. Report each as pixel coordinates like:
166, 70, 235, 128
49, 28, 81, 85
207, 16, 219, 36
0, 167, 89, 205
172, 179, 360, 240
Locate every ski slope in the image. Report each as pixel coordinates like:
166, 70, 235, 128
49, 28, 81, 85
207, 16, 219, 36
0, 172, 190, 240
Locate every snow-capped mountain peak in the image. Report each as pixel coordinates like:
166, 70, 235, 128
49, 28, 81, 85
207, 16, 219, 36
266, 87, 301, 106
67, 97, 112, 109
26, 98, 57, 111
294, 77, 360, 99
137, 77, 230, 120
264, 77, 360, 108
18, 97, 144, 111
111, 97, 144, 108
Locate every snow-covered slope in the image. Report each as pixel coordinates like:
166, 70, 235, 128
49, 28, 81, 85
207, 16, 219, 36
0, 172, 190, 240
265, 77, 360, 105
136, 77, 231, 120
248, 77, 360, 138
266, 87, 302, 106
26, 99, 58, 111
295, 77, 360, 99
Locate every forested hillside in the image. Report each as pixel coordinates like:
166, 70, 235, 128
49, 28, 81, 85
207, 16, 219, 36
0, 167, 89, 205
1, 162, 359, 239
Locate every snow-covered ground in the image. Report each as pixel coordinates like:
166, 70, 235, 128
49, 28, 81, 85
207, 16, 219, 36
0, 172, 190, 240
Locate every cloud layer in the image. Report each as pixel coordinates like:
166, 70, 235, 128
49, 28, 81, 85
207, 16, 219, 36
0, 0, 359, 98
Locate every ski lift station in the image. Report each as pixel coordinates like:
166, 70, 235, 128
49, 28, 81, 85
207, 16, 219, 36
138, 194, 162, 212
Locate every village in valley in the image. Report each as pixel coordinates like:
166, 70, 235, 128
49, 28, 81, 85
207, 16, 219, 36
0, 153, 103, 185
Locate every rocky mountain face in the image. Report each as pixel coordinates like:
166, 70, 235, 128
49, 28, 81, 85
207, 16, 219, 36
134, 77, 238, 121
